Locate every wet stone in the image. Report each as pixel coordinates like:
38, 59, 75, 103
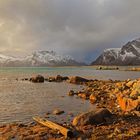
53, 109, 65, 115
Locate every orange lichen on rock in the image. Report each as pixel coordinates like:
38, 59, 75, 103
117, 94, 139, 112
89, 94, 97, 104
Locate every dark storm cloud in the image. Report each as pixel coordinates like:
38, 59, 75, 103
0, 0, 140, 62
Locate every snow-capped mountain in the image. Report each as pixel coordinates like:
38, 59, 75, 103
91, 38, 140, 65
0, 51, 84, 67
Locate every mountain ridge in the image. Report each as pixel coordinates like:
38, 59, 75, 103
0, 51, 85, 67
91, 38, 140, 65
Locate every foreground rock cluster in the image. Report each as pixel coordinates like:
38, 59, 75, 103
68, 78, 140, 113
1, 75, 140, 139
68, 77, 140, 139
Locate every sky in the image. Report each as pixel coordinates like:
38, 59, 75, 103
0, 0, 140, 63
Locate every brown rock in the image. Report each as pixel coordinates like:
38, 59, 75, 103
55, 75, 69, 82
78, 93, 89, 99
89, 94, 97, 104
55, 75, 63, 82
72, 108, 112, 126
81, 93, 89, 99
69, 76, 89, 84
130, 90, 139, 98
133, 81, 140, 89
53, 109, 64, 115
117, 94, 139, 111
116, 82, 126, 90
21, 78, 29, 81
48, 77, 56, 82
126, 80, 135, 88
30, 75, 44, 83
48, 75, 69, 82
68, 90, 75, 96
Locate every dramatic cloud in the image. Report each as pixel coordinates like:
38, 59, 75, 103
0, 0, 140, 62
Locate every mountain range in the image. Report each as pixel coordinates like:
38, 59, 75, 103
1, 38, 140, 66
0, 51, 84, 67
91, 38, 140, 65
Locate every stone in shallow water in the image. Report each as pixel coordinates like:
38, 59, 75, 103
53, 109, 65, 115
68, 90, 75, 96
69, 76, 89, 84
30, 75, 44, 83
55, 75, 69, 82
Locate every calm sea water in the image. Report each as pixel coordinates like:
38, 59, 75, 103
0, 66, 140, 124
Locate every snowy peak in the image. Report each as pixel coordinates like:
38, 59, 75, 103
91, 38, 140, 65
0, 51, 84, 67
26, 50, 77, 66
121, 39, 140, 57
103, 48, 121, 59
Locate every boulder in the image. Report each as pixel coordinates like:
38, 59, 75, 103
21, 78, 29, 81
48, 77, 56, 82
89, 94, 97, 104
48, 75, 69, 82
69, 76, 89, 84
117, 94, 139, 111
72, 108, 112, 126
68, 90, 75, 96
53, 109, 64, 115
133, 81, 140, 90
30, 75, 44, 83
44, 78, 49, 81
55, 75, 69, 82
62, 76, 69, 81
126, 80, 135, 88
78, 93, 90, 99
130, 90, 139, 98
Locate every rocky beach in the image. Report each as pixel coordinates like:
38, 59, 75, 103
0, 73, 140, 140
1, 0, 140, 139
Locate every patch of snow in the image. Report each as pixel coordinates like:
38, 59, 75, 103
131, 44, 140, 54
120, 50, 136, 61
103, 48, 121, 60
104, 48, 121, 52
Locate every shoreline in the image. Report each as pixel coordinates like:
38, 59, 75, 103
0, 75, 140, 139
